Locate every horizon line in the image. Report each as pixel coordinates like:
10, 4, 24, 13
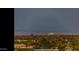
14, 32, 79, 35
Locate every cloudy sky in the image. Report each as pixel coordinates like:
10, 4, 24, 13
15, 8, 79, 33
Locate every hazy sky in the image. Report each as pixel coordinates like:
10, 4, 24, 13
15, 8, 79, 33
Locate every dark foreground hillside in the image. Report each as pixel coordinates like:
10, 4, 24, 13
14, 35, 79, 51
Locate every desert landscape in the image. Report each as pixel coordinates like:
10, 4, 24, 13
14, 33, 79, 51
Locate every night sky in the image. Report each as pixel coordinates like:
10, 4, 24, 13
15, 8, 79, 34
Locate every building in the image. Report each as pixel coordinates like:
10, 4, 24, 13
48, 32, 54, 35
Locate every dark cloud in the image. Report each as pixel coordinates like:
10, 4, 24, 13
15, 8, 79, 33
